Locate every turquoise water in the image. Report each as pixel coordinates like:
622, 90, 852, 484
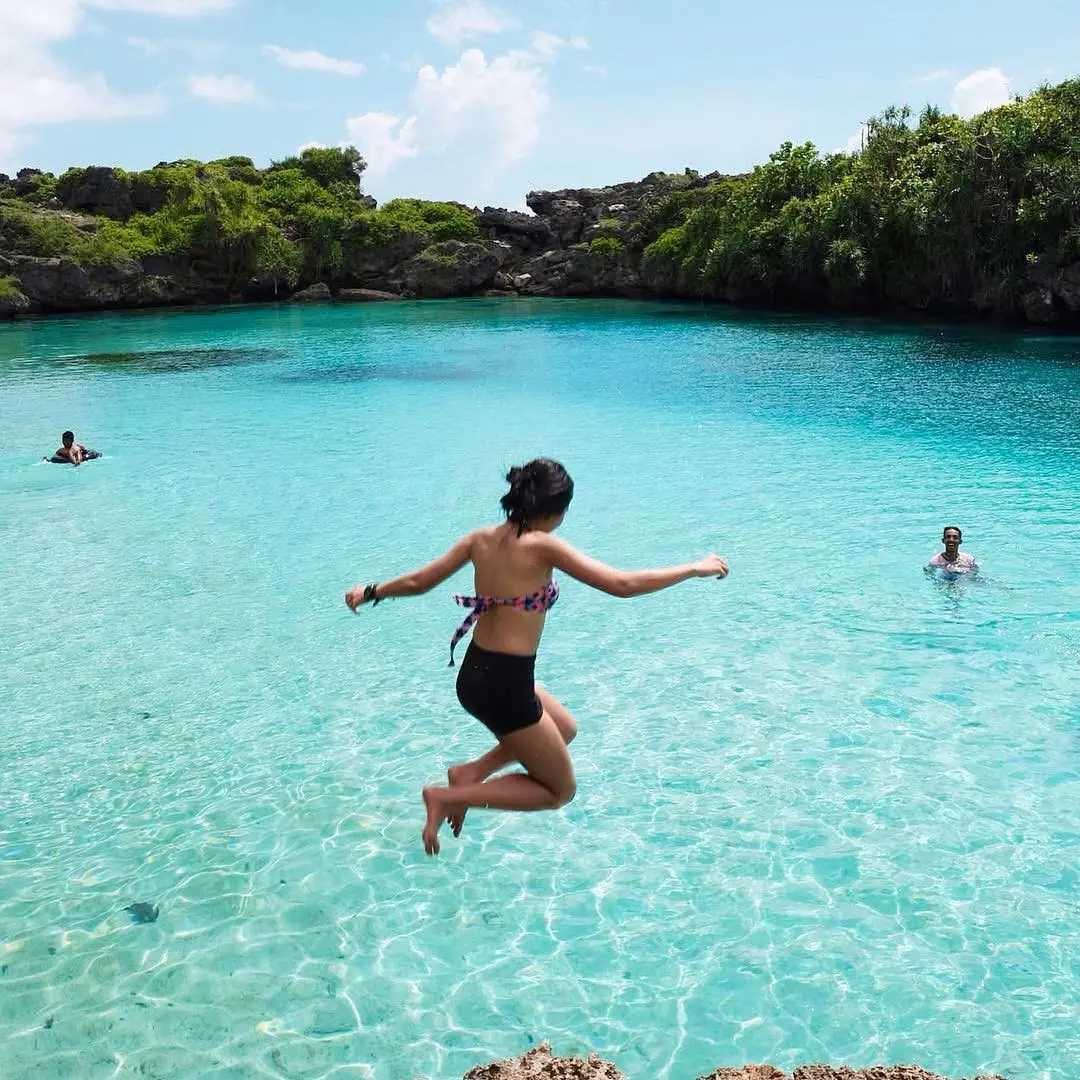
2, 299, 1079, 1080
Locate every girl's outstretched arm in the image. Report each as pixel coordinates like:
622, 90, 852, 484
536, 534, 728, 598
346, 532, 475, 611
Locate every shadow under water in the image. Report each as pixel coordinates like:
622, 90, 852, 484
58, 347, 286, 374
277, 361, 476, 385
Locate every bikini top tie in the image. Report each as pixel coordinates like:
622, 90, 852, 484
447, 579, 559, 666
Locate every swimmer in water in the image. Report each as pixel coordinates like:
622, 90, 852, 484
927, 525, 978, 574
46, 431, 99, 465
345, 458, 730, 856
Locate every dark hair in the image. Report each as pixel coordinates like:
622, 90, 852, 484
943, 525, 962, 540
501, 458, 574, 534
61, 431, 74, 445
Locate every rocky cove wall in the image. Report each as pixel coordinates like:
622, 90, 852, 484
3, 167, 1080, 326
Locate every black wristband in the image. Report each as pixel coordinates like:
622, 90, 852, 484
363, 583, 381, 606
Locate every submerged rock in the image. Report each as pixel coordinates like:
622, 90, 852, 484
124, 902, 159, 924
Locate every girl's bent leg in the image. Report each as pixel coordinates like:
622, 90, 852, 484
423, 712, 576, 855
450, 686, 577, 784
446, 687, 578, 835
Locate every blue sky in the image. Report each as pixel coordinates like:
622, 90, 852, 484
2, 0, 1078, 209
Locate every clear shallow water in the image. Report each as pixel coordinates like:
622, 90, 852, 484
1, 298, 1079, 1080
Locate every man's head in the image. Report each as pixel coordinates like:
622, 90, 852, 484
942, 526, 962, 553
61, 431, 74, 448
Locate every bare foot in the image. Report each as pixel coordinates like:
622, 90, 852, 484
422, 786, 452, 856
446, 763, 484, 837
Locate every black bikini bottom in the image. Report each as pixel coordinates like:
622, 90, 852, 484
455, 641, 542, 738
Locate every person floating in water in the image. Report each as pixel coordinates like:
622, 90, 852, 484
345, 458, 730, 856
927, 525, 978, 574
46, 431, 100, 465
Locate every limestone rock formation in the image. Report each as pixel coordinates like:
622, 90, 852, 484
289, 282, 332, 302
395, 240, 503, 298
336, 287, 403, 302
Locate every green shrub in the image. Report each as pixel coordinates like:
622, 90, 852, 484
358, 199, 478, 247
17, 173, 59, 205
588, 236, 624, 256
0, 275, 23, 301
0, 205, 83, 256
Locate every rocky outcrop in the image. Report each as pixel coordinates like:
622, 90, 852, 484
516, 245, 643, 298
0, 169, 757, 317
463, 1043, 626, 1080
11, 255, 212, 311
55, 167, 134, 220
0, 285, 31, 317
341, 231, 428, 290
1020, 255, 1080, 325
460, 1045, 1005, 1080
525, 170, 725, 248
288, 282, 331, 303
476, 207, 554, 259
394, 240, 503, 298
336, 287, 403, 302
8, 163, 1080, 325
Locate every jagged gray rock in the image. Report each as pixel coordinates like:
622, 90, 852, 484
336, 287, 403, 302
56, 167, 134, 220
395, 240, 502, 298
289, 282, 332, 302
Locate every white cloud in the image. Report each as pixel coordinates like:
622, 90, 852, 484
343, 113, 419, 178
0, 0, 198, 166
90, 0, 237, 14
126, 35, 225, 60
950, 68, 1012, 117
324, 25, 578, 188
414, 47, 548, 163
188, 73, 257, 103
427, 0, 518, 45
836, 124, 868, 154
909, 68, 951, 85
263, 45, 365, 77
529, 30, 588, 59
0, 72, 160, 130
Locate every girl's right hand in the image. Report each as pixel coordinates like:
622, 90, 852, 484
695, 554, 730, 579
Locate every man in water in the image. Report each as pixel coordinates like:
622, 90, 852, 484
48, 431, 96, 465
928, 526, 977, 574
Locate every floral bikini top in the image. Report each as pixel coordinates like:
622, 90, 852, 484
448, 579, 560, 666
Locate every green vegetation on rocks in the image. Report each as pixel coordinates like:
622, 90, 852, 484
5, 78, 1080, 324
639, 78, 1080, 318
0, 147, 477, 296
0, 275, 23, 300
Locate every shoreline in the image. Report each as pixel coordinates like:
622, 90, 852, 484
1, 290, 1074, 340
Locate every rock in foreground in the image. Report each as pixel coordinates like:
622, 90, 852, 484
459, 1045, 1006, 1080
463, 1043, 627, 1080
